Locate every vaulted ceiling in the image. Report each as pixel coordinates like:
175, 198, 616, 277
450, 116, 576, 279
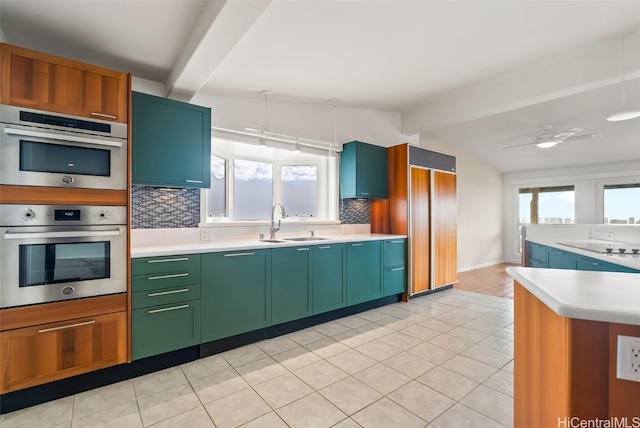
2, 0, 639, 172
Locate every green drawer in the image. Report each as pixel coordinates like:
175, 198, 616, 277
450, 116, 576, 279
132, 269, 200, 292
132, 254, 200, 275
383, 265, 406, 296
132, 299, 201, 360
132, 284, 201, 309
527, 242, 547, 264
384, 239, 406, 267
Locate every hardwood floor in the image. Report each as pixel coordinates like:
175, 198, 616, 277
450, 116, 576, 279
454, 263, 519, 299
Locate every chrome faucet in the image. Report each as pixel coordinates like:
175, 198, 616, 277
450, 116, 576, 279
270, 203, 286, 239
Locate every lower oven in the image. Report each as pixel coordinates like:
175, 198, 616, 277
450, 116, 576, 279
0, 204, 127, 308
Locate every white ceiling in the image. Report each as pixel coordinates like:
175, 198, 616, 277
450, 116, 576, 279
2, 0, 640, 173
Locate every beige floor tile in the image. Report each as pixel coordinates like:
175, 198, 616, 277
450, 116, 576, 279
357, 309, 391, 323
276, 392, 346, 428
181, 354, 232, 382
375, 317, 413, 331
287, 328, 327, 345
256, 335, 300, 356
419, 318, 457, 332
305, 337, 350, 359
416, 366, 479, 401
355, 338, 402, 361
351, 397, 426, 428
132, 366, 188, 399
483, 369, 514, 397
137, 383, 201, 427
446, 326, 490, 343
314, 321, 352, 337
221, 344, 269, 368
71, 400, 142, 428
434, 312, 471, 326
355, 323, 394, 339
493, 327, 514, 342
441, 355, 498, 383
428, 333, 475, 353
72, 380, 136, 419
503, 360, 514, 373
382, 351, 436, 379
388, 380, 455, 422
272, 346, 322, 371
147, 406, 213, 427
431, 403, 507, 428
1, 396, 73, 428
460, 385, 513, 427
331, 418, 362, 428
253, 372, 314, 409
319, 377, 382, 415
449, 308, 484, 319
334, 315, 371, 329
478, 336, 514, 357
353, 363, 412, 395
293, 360, 349, 390
191, 368, 250, 404
326, 349, 377, 374
400, 324, 441, 341
377, 332, 422, 351
461, 344, 513, 369
240, 411, 288, 428
406, 341, 457, 365
235, 356, 288, 386
332, 328, 376, 348
205, 388, 271, 428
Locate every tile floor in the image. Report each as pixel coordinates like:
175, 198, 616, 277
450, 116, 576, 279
0, 288, 514, 428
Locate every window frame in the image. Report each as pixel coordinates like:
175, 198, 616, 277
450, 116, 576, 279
596, 179, 640, 225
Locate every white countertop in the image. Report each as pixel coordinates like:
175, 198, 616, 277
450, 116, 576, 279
526, 238, 640, 271
507, 266, 640, 326
131, 233, 406, 258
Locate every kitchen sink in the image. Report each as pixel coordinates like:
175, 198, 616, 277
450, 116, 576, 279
283, 237, 329, 242
259, 239, 286, 243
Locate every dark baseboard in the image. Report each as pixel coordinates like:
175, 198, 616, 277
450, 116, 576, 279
409, 284, 453, 299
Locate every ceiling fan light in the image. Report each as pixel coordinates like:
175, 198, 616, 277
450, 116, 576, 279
536, 141, 558, 149
606, 109, 640, 122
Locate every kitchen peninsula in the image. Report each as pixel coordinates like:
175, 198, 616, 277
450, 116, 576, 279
507, 267, 640, 427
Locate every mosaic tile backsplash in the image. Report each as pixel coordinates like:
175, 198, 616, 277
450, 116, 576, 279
131, 186, 371, 228
132, 186, 200, 229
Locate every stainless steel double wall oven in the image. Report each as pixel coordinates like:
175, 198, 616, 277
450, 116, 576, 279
0, 105, 128, 308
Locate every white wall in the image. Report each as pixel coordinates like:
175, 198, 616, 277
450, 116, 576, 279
503, 161, 640, 263
421, 136, 504, 271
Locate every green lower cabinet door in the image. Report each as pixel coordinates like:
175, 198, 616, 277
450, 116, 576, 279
346, 241, 382, 305
384, 266, 406, 296
272, 247, 312, 325
312, 244, 346, 314
577, 257, 639, 273
132, 300, 201, 360
201, 250, 271, 342
547, 249, 578, 270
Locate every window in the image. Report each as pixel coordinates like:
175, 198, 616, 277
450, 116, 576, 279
204, 138, 336, 222
519, 186, 575, 225
603, 183, 640, 224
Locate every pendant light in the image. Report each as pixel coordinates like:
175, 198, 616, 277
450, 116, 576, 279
607, 33, 640, 122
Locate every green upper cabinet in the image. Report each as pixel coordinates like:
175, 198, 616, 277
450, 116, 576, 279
340, 141, 388, 198
132, 91, 211, 188
272, 246, 312, 325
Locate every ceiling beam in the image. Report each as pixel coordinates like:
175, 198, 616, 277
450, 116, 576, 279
165, 0, 272, 102
402, 34, 640, 135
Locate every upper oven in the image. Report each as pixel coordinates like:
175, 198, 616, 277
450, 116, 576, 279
0, 204, 127, 308
0, 104, 127, 190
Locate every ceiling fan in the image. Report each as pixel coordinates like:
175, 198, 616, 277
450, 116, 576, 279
502, 126, 602, 149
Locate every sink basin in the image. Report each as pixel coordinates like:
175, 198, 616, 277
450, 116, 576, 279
259, 239, 286, 243
283, 237, 329, 242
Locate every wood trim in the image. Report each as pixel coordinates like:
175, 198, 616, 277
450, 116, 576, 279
0, 185, 127, 205
370, 199, 389, 234
126, 72, 133, 363
387, 144, 409, 235
432, 171, 457, 287
608, 322, 640, 418
0, 293, 126, 331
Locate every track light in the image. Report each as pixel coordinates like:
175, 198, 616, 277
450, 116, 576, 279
607, 33, 640, 122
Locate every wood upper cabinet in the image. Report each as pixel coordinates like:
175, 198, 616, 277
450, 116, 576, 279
432, 171, 457, 288
0, 43, 128, 122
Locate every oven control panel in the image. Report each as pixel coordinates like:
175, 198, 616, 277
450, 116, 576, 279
0, 204, 127, 226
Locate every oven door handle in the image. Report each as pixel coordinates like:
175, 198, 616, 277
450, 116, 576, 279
3, 229, 121, 239
4, 127, 123, 148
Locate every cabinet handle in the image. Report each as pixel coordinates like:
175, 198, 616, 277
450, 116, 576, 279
38, 320, 95, 333
224, 252, 255, 257
148, 288, 190, 297
90, 112, 117, 119
148, 304, 189, 314
147, 272, 189, 280
360, 192, 370, 195
390, 240, 404, 244
388, 267, 405, 271
148, 257, 189, 264
351, 243, 362, 247
185, 180, 203, 184
297, 248, 310, 251
318, 246, 331, 249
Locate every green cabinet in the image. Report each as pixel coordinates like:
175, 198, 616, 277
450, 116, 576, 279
383, 239, 406, 296
526, 241, 548, 268
312, 244, 347, 314
272, 246, 312, 324
132, 91, 211, 188
201, 250, 271, 342
340, 141, 388, 198
131, 254, 201, 360
576, 257, 639, 273
547, 248, 577, 270
346, 241, 383, 305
